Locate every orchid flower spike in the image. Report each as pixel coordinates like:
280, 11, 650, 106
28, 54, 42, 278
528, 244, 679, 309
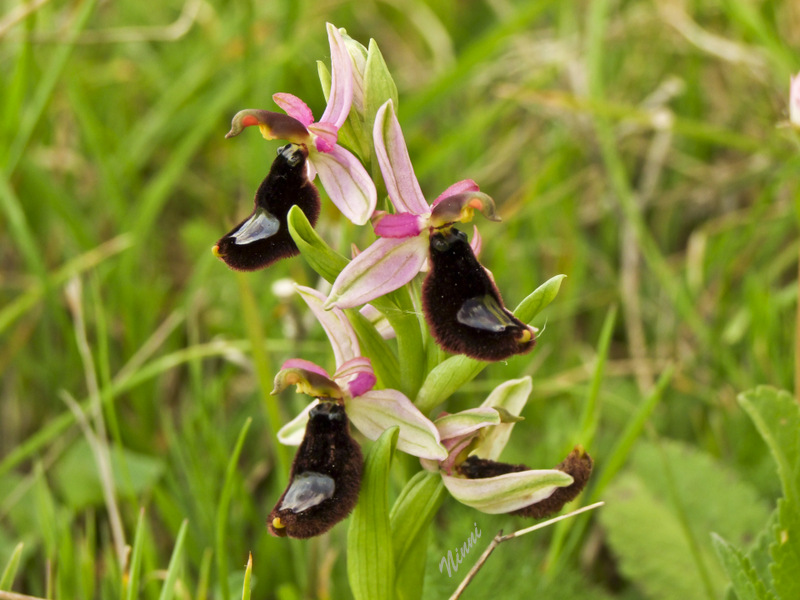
273, 285, 447, 462
791, 72, 800, 129
324, 99, 499, 310
422, 377, 593, 517
225, 24, 377, 225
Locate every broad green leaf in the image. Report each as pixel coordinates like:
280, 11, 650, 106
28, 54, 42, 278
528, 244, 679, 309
0, 542, 23, 591
415, 355, 484, 413
348, 427, 398, 600
630, 441, 770, 549
712, 533, 776, 600
770, 498, 800, 600
287, 205, 349, 284
513, 274, 566, 323
51, 440, 164, 510
389, 471, 446, 568
738, 387, 800, 502
601, 474, 726, 600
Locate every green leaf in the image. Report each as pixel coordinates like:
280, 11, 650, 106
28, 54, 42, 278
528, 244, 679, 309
125, 509, 146, 600
51, 439, 164, 510
415, 355, 484, 413
738, 387, 800, 502
513, 274, 567, 323
770, 497, 800, 600
216, 418, 252, 600
287, 205, 349, 284
630, 441, 770, 549
0, 542, 23, 591
241, 553, 253, 600
711, 533, 776, 600
389, 471, 446, 571
600, 474, 726, 600
159, 519, 189, 600
364, 38, 399, 144
348, 427, 398, 600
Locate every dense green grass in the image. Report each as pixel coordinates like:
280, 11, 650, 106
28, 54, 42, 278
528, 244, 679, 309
1, 0, 799, 598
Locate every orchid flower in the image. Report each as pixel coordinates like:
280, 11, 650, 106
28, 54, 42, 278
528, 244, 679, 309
421, 377, 592, 516
324, 99, 499, 309
225, 24, 376, 225
791, 72, 800, 128
273, 285, 447, 461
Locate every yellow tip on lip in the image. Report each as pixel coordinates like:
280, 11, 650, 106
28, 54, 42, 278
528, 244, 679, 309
518, 329, 533, 343
272, 517, 285, 529
211, 244, 223, 258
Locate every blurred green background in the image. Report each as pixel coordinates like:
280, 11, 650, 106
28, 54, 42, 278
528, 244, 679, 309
1, 0, 799, 598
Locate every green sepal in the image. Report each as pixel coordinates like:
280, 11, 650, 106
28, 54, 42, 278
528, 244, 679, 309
345, 308, 401, 391
287, 205, 349, 284
513, 274, 567, 323
348, 427, 399, 600
364, 38, 398, 180
711, 533, 776, 600
390, 471, 446, 600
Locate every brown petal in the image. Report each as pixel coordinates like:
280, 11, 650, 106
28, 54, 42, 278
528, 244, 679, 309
422, 229, 535, 361
268, 402, 363, 538
214, 144, 320, 271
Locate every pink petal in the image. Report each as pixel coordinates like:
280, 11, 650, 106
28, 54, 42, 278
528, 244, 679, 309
319, 23, 354, 129
309, 122, 339, 153
431, 179, 480, 208
373, 212, 425, 238
325, 236, 429, 309
310, 145, 377, 225
272, 94, 315, 127
281, 358, 330, 380
373, 100, 429, 215
334, 357, 376, 397
347, 389, 447, 460
295, 285, 360, 368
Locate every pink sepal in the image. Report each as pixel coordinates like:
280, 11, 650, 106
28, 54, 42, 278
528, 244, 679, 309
311, 145, 377, 225
431, 179, 480, 207
280, 358, 330, 380
272, 93, 314, 127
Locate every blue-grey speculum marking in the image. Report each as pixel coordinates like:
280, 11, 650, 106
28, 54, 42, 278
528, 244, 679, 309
279, 472, 335, 513
233, 207, 280, 245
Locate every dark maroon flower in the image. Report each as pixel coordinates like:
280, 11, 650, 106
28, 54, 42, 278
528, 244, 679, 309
457, 446, 593, 519
268, 401, 362, 539
422, 228, 535, 362
213, 143, 320, 271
